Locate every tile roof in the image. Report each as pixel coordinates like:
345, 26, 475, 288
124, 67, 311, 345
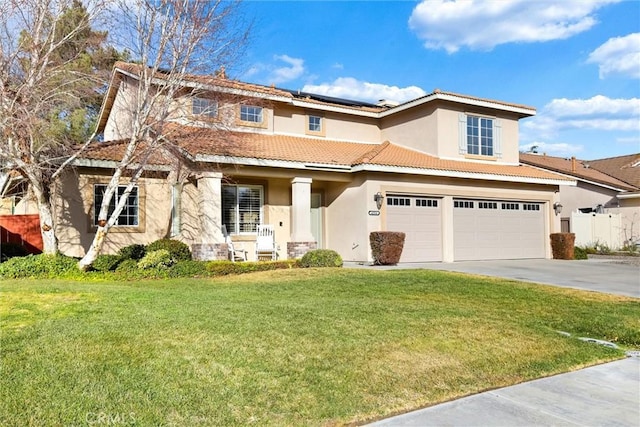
520, 153, 638, 191
82, 125, 571, 183
585, 153, 640, 188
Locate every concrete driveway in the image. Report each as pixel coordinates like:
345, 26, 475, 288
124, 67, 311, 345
347, 258, 640, 298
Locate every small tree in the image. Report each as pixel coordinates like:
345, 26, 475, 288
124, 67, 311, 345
0, 0, 125, 254
77, 0, 249, 270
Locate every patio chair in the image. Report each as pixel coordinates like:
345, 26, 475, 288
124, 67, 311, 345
222, 225, 247, 262
255, 224, 277, 261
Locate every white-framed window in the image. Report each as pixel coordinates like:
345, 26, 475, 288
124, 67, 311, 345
467, 116, 493, 156
308, 115, 322, 132
93, 184, 139, 226
459, 113, 502, 157
240, 105, 263, 123
192, 97, 218, 118
222, 185, 263, 234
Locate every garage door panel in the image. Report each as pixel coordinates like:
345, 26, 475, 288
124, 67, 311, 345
453, 199, 545, 261
386, 196, 442, 262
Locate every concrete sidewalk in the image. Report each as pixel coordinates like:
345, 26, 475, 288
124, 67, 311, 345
368, 357, 640, 426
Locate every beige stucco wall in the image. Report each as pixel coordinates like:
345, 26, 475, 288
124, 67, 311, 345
381, 104, 439, 154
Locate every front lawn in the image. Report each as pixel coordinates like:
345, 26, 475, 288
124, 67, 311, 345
1, 269, 638, 425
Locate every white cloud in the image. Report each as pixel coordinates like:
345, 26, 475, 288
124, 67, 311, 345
268, 55, 305, 84
520, 142, 584, 157
587, 33, 640, 79
524, 95, 640, 137
303, 77, 426, 104
408, 0, 619, 53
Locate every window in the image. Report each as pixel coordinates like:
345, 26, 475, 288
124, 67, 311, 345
416, 198, 438, 208
192, 97, 217, 118
387, 197, 411, 206
93, 184, 138, 226
240, 105, 263, 123
479, 201, 498, 209
467, 116, 493, 156
454, 200, 474, 208
523, 203, 540, 211
308, 115, 322, 132
502, 202, 520, 210
222, 185, 263, 233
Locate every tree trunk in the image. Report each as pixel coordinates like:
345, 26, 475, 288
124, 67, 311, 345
78, 225, 107, 271
32, 182, 58, 254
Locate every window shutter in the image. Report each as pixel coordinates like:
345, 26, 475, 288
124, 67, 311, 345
458, 113, 467, 154
494, 119, 502, 158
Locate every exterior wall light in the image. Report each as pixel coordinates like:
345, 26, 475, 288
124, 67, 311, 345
374, 192, 385, 210
553, 202, 563, 216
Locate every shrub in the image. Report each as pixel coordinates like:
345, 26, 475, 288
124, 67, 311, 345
168, 260, 209, 277
118, 244, 146, 261
205, 260, 298, 277
370, 231, 405, 265
0, 242, 29, 262
0, 254, 80, 279
146, 239, 191, 261
115, 258, 138, 273
550, 233, 575, 260
138, 249, 174, 270
92, 254, 122, 272
299, 249, 343, 268
573, 246, 588, 260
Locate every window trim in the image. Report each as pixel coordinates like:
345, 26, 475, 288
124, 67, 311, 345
238, 104, 267, 128
222, 184, 264, 235
90, 181, 145, 233
191, 97, 218, 120
458, 113, 502, 159
306, 114, 325, 136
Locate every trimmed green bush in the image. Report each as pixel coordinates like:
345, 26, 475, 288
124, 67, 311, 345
573, 246, 588, 260
205, 260, 297, 276
168, 260, 209, 277
0, 254, 80, 279
118, 244, 146, 261
115, 258, 138, 273
138, 249, 174, 270
92, 254, 122, 272
146, 239, 191, 261
299, 249, 343, 268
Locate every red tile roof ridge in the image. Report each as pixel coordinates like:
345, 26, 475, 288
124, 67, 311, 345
413, 89, 536, 112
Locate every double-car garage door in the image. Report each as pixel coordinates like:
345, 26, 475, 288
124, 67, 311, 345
386, 195, 546, 262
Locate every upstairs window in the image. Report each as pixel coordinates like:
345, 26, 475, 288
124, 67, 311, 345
240, 105, 263, 123
467, 116, 493, 156
192, 97, 217, 118
93, 184, 138, 226
308, 115, 322, 132
459, 113, 502, 158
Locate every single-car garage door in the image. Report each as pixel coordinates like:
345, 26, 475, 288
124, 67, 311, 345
453, 199, 545, 261
386, 195, 442, 262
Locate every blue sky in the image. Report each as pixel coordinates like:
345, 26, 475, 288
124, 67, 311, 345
233, 0, 640, 160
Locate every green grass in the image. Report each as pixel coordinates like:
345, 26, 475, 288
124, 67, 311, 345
1, 269, 638, 426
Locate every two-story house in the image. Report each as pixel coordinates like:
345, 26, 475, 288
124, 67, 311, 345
51, 62, 572, 262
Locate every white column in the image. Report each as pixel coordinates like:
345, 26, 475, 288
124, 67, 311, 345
441, 195, 454, 262
198, 172, 224, 244
291, 177, 314, 242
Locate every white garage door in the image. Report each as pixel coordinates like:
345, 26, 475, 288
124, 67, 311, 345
453, 199, 545, 261
386, 195, 442, 262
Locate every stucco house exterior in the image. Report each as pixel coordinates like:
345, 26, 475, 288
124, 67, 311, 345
10, 62, 576, 263
520, 153, 640, 248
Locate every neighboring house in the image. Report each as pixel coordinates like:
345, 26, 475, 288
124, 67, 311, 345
520, 153, 640, 247
11, 62, 576, 263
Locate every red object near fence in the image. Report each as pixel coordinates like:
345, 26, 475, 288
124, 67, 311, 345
0, 214, 43, 254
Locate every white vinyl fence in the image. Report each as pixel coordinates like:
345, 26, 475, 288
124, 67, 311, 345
571, 212, 623, 249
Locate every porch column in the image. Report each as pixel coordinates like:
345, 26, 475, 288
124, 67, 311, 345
289, 177, 316, 258
192, 172, 227, 260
